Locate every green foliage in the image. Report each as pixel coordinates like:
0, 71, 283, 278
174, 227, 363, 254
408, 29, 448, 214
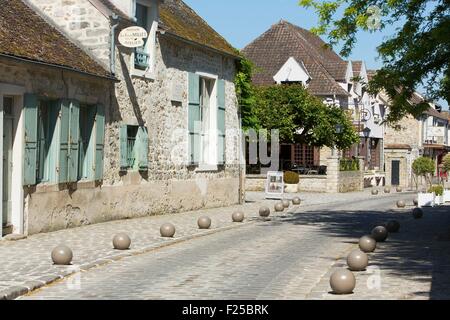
412, 156, 435, 187
284, 171, 300, 184
442, 154, 450, 173
340, 158, 360, 171
235, 57, 259, 130
253, 84, 359, 149
299, 0, 450, 123
428, 184, 444, 196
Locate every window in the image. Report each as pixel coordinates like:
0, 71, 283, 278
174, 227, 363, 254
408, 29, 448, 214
78, 105, 96, 181
187, 73, 226, 167
120, 125, 149, 171
36, 100, 58, 183
23, 95, 106, 186
133, 1, 157, 75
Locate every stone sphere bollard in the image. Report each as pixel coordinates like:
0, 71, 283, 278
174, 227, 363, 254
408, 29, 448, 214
282, 199, 290, 208
396, 200, 406, 208
232, 211, 245, 223
259, 206, 271, 218
274, 202, 285, 212
292, 197, 301, 205
198, 216, 212, 229
385, 220, 400, 233
347, 250, 369, 271
412, 208, 424, 219
160, 223, 176, 238
51, 245, 73, 265
371, 226, 388, 242
413, 198, 419, 206
371, 189, 379, 195
384, 187, 391, 194
113, 233, 131, 250
330, 269, 356, 295
359, 235, 377, 253
396, 186, 403, 192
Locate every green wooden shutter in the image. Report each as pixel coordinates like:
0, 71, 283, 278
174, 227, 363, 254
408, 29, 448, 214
137, 126, 149, 171
67, 100, 80, 182
57, 99, 70, 183
119, 125, 128, 170
94, 104, 105, 181
217, 79, 226, 165
188, 72, 201, 165
23, 94, 39, 185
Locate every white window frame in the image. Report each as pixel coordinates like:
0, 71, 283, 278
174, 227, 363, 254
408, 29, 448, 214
130, 0, 158, 79
192, 71, 219, 171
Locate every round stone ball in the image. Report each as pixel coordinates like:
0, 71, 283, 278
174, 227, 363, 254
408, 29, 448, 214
282, 199, 290, 208
347, 250, 369, 271
232, 211, 245, 223
412, 208, 424, 219
292, 197, 301, 205
413, 198, 419, 206
330, 269, 356, 295
198, 216, 212, 229
112, 233, 131, 250
397, 200, 406, 208
274, 202, 285, 212
371, 226, 389, 242
259, 206, 271, 217
160, 223, 176, 238
384, 187, 391, 194
386, 220, 400, 233
371, 189, 379, 195
51, 245, 73, 265
359, 235, 377, 253
396, 186, 403, 192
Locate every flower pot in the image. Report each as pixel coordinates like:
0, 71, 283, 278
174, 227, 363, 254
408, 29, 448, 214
443, 190, 450, 202
435, 195, 444, 205
417, 192, 435, 207
284, 184, 299, 193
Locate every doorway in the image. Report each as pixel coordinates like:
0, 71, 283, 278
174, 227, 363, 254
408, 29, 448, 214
391, 160, 400, 186
2, 96, 13, 233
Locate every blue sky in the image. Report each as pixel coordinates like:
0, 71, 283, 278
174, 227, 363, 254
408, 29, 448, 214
184, 0, 448, 109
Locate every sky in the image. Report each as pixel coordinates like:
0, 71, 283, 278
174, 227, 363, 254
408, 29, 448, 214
183, 0, 448, 109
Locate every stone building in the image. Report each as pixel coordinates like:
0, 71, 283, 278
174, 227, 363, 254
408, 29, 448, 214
1, 0, 242, 237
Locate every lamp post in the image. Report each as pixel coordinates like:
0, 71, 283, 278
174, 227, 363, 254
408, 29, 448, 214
333, 124, 343, 157
363, 127, 371, 170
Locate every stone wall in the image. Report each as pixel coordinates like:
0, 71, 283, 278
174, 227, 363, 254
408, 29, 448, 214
298, 176, 328, 193
27, 0, 111, 66
384, 115, 422, 150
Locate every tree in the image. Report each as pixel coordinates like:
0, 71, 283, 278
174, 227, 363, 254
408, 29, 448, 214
253, 84, 359, 149
442, 153, 450, 173
235, 57, 259, 130
412, 156, 435, 189
299, 0, 450, 123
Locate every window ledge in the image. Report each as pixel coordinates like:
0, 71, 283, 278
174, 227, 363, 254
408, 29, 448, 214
195, 164, 219, 172
131, 68, 156, 81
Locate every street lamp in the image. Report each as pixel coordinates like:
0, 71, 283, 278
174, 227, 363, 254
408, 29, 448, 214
333, 124, 343, 157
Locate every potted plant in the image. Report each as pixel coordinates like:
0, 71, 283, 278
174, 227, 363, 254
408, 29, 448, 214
430, 185, 444, 205
442, 154, 450, 202
283, 171, 299, 193
413, 157, 436, 207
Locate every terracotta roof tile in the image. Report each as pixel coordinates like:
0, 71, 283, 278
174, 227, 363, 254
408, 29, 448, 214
0, 0, 112, 79
352, 61, 363, 77
242, 20, 349, 96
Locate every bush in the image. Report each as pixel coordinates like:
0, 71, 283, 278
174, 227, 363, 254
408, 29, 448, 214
284, 171, 300, 184
340, 159, 359, 171
443, 154, 450, 173
412, 156, 435, 188
428, 184, 444, 196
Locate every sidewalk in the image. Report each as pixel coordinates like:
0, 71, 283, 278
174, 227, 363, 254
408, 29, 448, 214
0, 189, 413, 300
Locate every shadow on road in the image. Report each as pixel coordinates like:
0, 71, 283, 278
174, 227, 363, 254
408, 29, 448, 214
260, 205, 450, 299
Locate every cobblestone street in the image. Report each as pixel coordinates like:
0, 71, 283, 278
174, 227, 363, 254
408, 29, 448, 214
7, 190, 448, 300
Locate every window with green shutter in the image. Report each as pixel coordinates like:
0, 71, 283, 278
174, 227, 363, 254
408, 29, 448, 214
23, 94, 38, 186
94, 104, 105, 181
217, 79, 226, 165
78, 104, 96, 181
119, 125, 148, 171
188, 73, 201, 165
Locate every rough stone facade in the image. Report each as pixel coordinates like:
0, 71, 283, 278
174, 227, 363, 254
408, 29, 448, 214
12, 1, 242, 235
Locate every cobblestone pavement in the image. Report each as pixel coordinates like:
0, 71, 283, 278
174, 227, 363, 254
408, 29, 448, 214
1, 189, 394, 299
18, 191, 438, 300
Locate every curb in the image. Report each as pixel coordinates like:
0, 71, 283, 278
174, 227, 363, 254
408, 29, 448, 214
3, 202, 298, 300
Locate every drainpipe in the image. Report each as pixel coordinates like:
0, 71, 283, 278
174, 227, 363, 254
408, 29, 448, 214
110, 13, 119, 75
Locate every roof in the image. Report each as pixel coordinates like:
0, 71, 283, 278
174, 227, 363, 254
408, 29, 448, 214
385, 144, 412, 150
0, 0, 113, 79
366, 69, 377, 81
97, 0, 238, 57
159, 0, 238, 57
242, 20, 349, 96
352, 61, 363, 78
